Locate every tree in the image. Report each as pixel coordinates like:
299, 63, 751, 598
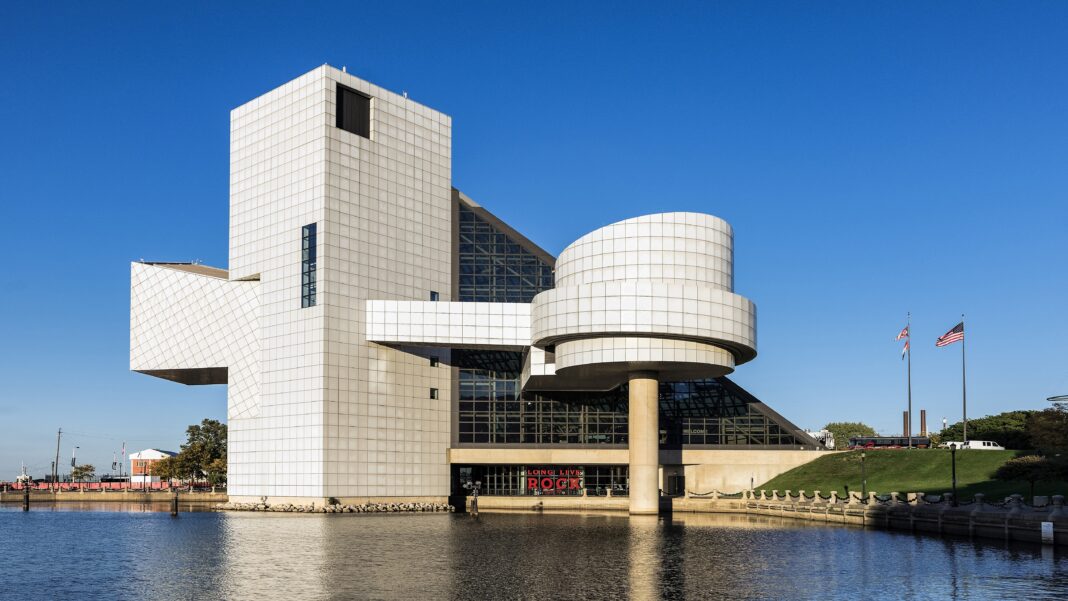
823, 422, 877, 450
70, 464, 95, 490
206, 457, 227, 491
176, 452, 201, 491
173, 419, 227, 488
993, 455, 1066, 499
941, 411, 1035, 449
151, 456, 180, 487
1028, 406, 1068, 454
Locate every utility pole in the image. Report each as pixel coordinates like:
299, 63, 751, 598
52, 428, 62, 493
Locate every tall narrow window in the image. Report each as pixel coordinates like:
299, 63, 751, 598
430, 388, 439, 400
430, 291, 439, 301
301, 223, 317, 308
336, 85, 371, 138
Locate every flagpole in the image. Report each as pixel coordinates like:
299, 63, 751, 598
907, 312, 913, 450
961, 313, 967, 443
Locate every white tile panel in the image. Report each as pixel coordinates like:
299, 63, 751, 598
365, 300, 530, 348
130, 263, 261, 419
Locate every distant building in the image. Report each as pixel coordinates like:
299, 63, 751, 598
130, 449, 177, 484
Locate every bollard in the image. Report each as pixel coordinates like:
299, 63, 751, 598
1007, 494, 1023, 516
759, 490, 767, 501
830, 491, 839, 504
23, 486, 30, 511
171, 490, 179, 517
1050, 495, 1065, 518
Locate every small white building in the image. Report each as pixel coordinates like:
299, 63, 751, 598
129, 449, 177, 484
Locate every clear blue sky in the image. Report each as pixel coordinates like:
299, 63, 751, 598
2, 2, 1066, 478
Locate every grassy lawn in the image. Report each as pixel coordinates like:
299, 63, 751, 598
758, 449, 1067, 499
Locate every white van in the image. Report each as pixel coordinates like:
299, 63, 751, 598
962, 440, 1004, 450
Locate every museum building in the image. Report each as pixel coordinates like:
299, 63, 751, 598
130, 66, 822, 514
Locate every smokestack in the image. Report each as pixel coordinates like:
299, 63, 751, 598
903, 411, 910, 437
920, 410, 927, 436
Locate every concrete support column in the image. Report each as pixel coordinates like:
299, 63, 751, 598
628, 371, 659, 515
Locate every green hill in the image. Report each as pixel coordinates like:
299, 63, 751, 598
759, 449, 1066, 499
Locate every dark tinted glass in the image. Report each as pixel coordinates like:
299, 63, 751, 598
301, 223, 317, 308
453, 465, 629, 496
456, 365, 810, 448
336, 85, 370, 138
457, 205, 554, 303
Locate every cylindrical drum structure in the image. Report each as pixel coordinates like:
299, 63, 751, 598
530, 212, 757, 515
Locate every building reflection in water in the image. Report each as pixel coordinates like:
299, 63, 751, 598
189, 509, 1068, 600
628, 515, 664, 601
7, 503, 1068, 600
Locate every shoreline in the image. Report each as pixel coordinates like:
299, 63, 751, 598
6, 488, 1066, 549
0, 490, 227, 504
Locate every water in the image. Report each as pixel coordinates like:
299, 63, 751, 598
3, 504, 1067, 600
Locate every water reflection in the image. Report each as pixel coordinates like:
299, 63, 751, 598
3, 504, 1068, 600
629, 515, 660, 601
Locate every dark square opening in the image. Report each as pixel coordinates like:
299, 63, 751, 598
336, 84, 370, 138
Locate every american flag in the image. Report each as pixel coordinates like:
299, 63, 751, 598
936, 322, 964, 347
896, 325, 909, 340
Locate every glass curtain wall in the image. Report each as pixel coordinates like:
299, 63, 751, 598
453, 200, 811, 450
454, 465, 630, 497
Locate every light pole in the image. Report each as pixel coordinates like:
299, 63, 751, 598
860, 452, 867, 499
950, 446, 958, 507
71, 446, 79, 490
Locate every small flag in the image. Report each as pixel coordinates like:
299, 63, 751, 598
121, 442, 126, 457
896, 325, 909, 341
901, 339, 909, 359
936, 322, 964, 347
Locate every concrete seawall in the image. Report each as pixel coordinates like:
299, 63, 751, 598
678, 490, 1068, 547
465, 490, 1068, 547
0, 490, 228, 504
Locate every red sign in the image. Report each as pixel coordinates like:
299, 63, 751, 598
525, 466, 584, 496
